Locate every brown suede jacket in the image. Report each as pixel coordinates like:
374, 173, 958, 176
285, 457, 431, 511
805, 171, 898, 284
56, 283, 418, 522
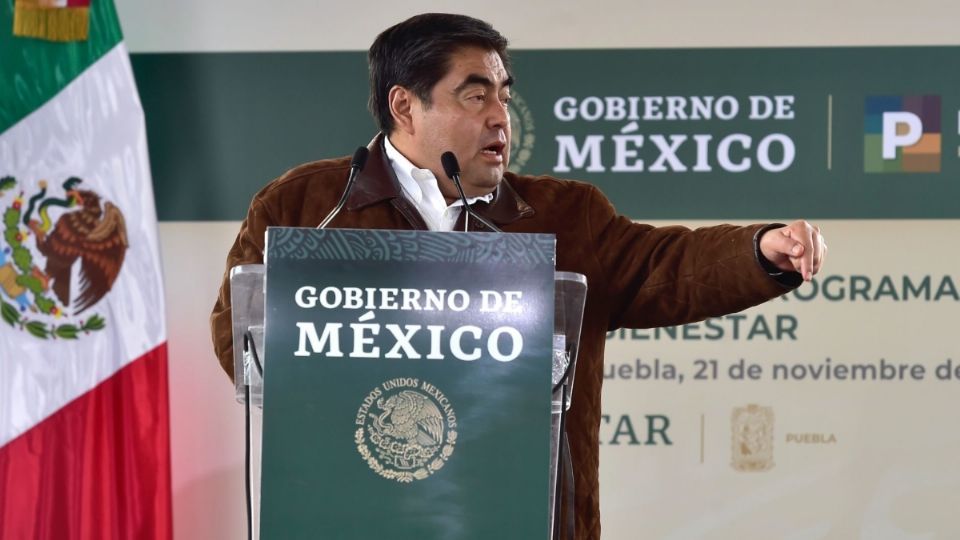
211, 134, 800, 539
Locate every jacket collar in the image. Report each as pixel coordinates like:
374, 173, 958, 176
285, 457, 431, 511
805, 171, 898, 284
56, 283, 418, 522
346, 133, 535, 226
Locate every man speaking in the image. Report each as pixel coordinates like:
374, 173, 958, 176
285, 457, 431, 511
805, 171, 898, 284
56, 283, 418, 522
211, 13, 826, 539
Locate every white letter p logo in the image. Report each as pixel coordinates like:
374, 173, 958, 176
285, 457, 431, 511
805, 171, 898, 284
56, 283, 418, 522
882, 112, 922, 159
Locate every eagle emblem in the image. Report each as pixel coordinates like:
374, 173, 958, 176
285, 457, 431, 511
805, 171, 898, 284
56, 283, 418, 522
0, 175, 127, 339
374, 391, 445, 452
355, 381, 458, 483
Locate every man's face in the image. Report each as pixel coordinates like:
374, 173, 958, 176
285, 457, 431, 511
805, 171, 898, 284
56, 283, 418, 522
406, 47, 512, 199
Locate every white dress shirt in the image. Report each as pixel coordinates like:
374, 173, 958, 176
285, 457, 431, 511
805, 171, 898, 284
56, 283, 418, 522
383, 136, 494, 231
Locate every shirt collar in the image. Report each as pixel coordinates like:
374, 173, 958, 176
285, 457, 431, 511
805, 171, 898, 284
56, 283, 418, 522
346, 133, 536, 228
383, 136, 494, 208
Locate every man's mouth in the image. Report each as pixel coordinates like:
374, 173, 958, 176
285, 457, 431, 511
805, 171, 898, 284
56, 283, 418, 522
480, 142, 505, 157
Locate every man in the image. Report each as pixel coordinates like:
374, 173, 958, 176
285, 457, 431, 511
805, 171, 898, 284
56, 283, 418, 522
211, 13, 826, 539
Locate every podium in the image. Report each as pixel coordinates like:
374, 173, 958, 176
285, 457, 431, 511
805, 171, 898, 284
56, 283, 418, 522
231, 228, 586, 539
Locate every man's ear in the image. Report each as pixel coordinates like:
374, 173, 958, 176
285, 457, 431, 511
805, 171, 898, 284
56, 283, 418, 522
388, 86, 416, 135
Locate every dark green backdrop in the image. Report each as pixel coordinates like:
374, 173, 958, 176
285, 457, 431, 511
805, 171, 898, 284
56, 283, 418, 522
130, 47, 959, 221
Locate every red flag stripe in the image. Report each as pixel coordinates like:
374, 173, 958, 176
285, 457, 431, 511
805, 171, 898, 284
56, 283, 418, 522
0, 344, 171, 539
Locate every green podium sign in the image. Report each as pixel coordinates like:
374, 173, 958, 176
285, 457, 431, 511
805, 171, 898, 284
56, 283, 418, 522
260, 228, 556, 539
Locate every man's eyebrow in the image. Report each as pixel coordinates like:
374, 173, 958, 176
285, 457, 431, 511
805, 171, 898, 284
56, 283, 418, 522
453, 74, 515, 93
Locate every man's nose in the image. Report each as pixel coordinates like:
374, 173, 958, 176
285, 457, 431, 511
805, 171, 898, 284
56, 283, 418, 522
486, 99, 509, 129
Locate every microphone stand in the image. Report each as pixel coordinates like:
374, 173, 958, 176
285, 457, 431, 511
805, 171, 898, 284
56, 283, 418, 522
317, 146, 369, 229
440, 151, 502, 233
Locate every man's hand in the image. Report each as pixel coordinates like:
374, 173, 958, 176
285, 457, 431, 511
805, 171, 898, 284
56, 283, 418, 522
759, 220, 827, 281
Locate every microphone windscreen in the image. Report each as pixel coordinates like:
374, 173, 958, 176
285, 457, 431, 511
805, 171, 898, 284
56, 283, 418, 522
351, 146, 370, 170
440, 151, 460, 180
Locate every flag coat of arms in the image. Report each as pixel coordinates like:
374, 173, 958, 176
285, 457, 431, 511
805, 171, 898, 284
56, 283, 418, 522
0, 1, 171, 538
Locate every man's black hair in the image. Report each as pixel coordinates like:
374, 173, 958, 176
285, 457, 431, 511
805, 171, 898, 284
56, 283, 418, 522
368, 13, 511, 134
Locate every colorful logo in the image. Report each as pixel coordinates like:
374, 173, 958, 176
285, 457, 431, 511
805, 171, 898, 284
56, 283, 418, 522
0, 176, 127, 339
864, 95, 941, 173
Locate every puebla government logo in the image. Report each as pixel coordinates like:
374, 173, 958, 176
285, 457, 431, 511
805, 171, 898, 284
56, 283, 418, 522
731, 404, 775, 472
0, 176, 127, 339
355, 378, 458, 483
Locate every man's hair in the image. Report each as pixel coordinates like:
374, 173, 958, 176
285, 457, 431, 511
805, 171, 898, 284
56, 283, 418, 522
368, 13, 511, 134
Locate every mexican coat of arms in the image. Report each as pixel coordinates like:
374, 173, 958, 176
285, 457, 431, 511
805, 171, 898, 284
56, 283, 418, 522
0, 175, 127, 339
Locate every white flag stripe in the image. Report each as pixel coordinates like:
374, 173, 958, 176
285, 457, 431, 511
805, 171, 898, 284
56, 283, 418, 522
0, 43, 166, 447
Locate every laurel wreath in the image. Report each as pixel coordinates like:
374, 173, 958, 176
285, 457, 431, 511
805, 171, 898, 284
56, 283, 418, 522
507, 91, 536, 173
355, 427, 457, 483
0, 300, 105, 339
0, 176, 106, 339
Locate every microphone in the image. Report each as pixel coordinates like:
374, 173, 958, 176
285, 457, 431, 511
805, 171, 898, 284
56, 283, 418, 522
440, 152, 502, 233
317, 146, 369, 229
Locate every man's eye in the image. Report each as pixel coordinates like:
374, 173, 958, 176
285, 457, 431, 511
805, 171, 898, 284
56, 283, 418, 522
468, 94, 486, 102
502, 95, 513, 105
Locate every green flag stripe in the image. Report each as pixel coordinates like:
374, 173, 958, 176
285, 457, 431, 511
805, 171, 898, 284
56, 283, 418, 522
0, 0, 123, 134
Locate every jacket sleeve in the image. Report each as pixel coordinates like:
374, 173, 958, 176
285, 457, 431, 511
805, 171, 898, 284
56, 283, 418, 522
583, 184, 800, 331
210, 197, 276, 382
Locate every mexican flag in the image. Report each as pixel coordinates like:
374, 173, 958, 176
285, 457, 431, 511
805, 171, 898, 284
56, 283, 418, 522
0, 1, 171, 538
